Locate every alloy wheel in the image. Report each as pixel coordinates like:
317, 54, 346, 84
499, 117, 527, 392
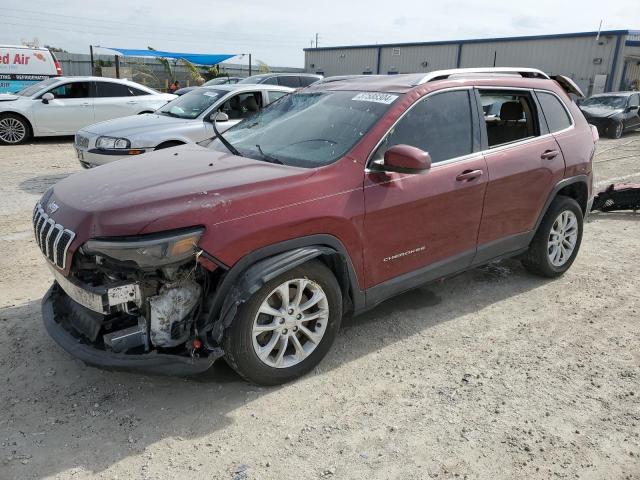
0, 117, 27, 144
252, 278, 329, 368
547, 210, 578, 267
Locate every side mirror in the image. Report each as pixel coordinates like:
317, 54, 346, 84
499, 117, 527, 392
372, 144, 432, 174
41, 92, 54, 104
210, 111, 229, 122
626, 104, 639, 112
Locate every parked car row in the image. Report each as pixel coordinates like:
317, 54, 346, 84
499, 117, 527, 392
31, 67, 600, 385
75, 83, 293, 167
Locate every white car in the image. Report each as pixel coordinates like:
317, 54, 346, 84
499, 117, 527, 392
74, 84, 293, 168
0, 76, 176, 144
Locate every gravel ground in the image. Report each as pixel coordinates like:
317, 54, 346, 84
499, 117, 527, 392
1, 132, 639, 480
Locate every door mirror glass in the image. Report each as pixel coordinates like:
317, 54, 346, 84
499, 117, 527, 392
41, 92, 54, 104
373, 144, 432, 174
211, 111, 229, 122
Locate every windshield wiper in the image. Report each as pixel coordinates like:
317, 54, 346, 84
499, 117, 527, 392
212, 118, 240, 156
255, 144, 283, 164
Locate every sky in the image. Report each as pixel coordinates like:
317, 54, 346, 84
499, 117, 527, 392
1, 0, 639, 67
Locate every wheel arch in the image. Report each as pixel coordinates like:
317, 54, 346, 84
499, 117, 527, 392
200, 234, 364, 344
0, 110, 34, 137
533, 176, 590, 237
154, 140, 186, 150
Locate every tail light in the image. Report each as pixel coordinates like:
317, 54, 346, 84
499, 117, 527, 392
54, 60, 63, 76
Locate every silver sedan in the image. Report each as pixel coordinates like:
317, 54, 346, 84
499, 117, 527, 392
74, 84, 293, 168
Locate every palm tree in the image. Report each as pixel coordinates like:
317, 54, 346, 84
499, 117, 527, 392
147, 47, 204, 85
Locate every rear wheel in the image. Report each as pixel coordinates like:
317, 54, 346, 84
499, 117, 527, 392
223, 260, 342, 385
0, 113, 31, 144
607, 120, 623, 139
521, 196, 583, 278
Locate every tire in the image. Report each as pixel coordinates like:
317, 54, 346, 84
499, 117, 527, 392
607, 120, 623, 139
223, 260, 342, 385
0, 113, 31, 145
521, 195, 583, 278
154, 141, 184, 150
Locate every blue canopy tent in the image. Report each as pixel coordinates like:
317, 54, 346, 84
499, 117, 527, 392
105, 48, 237, 66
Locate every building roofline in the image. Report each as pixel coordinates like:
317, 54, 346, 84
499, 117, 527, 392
304, 29, 640, 52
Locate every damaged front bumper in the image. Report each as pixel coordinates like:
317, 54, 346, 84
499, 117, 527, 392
42, 283, 223, 376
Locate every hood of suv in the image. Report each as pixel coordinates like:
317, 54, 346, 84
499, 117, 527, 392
81, 113, 193, 137
46, 143, 314, 241
580, 106, 623, 119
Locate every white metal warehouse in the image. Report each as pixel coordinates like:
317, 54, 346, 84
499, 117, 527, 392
304, 30, 640, 95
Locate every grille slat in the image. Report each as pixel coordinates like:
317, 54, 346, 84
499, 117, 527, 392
32, 203, 76, 269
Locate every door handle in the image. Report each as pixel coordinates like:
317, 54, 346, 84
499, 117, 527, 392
126, 101, 138, 104
456, 169, 483, 182
81, 102, 91, 107
541, 149, 559, 160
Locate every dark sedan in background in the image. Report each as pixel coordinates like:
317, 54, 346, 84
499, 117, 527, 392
580, 92, 640, 139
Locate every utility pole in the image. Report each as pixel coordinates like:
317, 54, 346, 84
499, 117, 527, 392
315, 33, 319, 48
89, 45, 94, 75
249, 53, 252, 76
115, 55, 120, 79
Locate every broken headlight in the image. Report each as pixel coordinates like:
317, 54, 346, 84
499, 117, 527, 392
84, 229, 203, 268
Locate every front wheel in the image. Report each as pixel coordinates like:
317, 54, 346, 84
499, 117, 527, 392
223, 260, 342, 385
0, 113, 31, 145
607, 120, 623, 139
521, 196, 583, 278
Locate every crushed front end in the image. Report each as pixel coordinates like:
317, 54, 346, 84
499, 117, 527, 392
35, 202, 223, 375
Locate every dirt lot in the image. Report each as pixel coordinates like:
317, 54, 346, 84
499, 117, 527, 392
1, 133, 639, 480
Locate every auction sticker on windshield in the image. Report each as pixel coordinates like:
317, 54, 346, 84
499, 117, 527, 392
352, 92, 398, 104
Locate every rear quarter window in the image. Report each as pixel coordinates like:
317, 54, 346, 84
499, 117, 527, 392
537, 91, 572, 133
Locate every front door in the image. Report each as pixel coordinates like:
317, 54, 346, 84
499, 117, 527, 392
626, 93, 640, 130
33, 81, 94, 135
363, 89, 487, 291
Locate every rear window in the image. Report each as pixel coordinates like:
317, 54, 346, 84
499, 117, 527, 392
299, 76, 319, 87
277, 76, 301, 88
537, 91, 572, 133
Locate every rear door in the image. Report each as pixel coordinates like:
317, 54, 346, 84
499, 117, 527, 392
93, 81, 141, 122
32, 81, 94, 134
363, 88, 487, 289
474, 88, 565, 262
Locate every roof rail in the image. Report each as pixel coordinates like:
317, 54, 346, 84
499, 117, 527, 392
415, 67, 550, 85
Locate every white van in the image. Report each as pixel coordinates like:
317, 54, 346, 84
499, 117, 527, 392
0, 45, 62, 94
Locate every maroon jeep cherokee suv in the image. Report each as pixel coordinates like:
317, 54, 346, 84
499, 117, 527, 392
35, 68, 598, 385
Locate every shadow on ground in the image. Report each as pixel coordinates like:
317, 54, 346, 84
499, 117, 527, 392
0, 259, 546, 478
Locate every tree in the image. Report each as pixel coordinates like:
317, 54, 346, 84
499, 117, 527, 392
147, 46, 204, 84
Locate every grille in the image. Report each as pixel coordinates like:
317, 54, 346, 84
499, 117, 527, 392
75, 134, 89, 149
33, 203, 76, 269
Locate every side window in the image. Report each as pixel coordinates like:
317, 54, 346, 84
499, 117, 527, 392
299, 76, 318, 87
629, 94, 640, 108
479, 90, 540, 147
372, 90, 474, 164
219, 92, 262, 119
95, 82, 135, 97
267, 90, 288, 104
130, 86, 151, 96
261, 77, 279, 85
47, 82, 90, 99
278, 76, 301, 88
536, 91, 572, 133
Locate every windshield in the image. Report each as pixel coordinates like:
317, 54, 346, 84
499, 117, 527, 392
238, 75, 269, 84
203, 78, 229, 86
158, 88, 226, 119
16, 78, 60, 96
581, 96, 627, 109
212, 90, 399, 168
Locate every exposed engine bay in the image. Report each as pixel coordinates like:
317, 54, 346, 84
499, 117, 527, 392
50, 244, 214, 360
